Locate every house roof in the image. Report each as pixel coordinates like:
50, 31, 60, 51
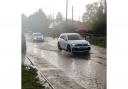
49, 20, 91, 31
73, 21, 90, 31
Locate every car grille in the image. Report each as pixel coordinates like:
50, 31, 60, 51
75, 44, 88, 46
72, 47, 90, 51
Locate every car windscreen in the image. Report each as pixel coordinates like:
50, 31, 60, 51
33, 33, 42, 36
67, 34, 82, 40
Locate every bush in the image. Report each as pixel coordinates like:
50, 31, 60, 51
22, 65, 45, 89
90, 37, 106, 48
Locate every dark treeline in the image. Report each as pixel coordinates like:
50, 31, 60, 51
22, 9, 52, 36
21, 9, 76, 37
22, 0, 106, 37
82, 0, 106, 36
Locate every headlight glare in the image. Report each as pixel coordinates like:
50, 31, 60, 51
87, 42, 90, 45
71, 44, 75, 46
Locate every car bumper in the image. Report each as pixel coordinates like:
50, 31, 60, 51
72, 46, 91, 52
33, 38, 44, 41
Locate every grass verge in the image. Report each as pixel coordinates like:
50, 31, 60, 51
22, 65, 45, 89
89, 37, 106, 48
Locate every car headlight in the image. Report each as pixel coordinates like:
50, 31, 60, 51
87, 42, 90, 46
71, 44, 75, 46
34, 37, 37, 39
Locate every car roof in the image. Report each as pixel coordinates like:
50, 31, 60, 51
60, 33, 79, 36
32, 33, 42, 35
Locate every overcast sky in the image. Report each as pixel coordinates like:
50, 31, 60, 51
21, 0, 100, 21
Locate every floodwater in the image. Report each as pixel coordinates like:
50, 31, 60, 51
25, 35, 106, 89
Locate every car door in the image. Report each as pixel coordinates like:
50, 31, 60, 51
62, 35, 68, 50
59, 35, 65, 49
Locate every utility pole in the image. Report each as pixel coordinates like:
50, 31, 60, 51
66, 0, 68, 26
72, 6, 74, 28
53, 13, 55, 37
79, 15, 80, 22
53, 13, 54, 28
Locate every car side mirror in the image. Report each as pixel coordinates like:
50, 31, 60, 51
64, 38, 67, 41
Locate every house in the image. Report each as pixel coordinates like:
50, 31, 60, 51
73, 21, 91, 32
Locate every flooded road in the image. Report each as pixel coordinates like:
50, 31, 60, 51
25, 36, 106, 89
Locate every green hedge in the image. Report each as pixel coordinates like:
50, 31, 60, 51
90, 37, 106, 48
22, 65, 45, 89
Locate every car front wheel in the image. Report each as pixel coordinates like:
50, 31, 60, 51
57, 42, 62, 50
67, 45, 71, 52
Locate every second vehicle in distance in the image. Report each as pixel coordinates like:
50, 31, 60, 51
32, 33, 44, 42
57, 33, 91, 53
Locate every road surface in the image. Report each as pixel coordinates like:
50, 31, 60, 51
25, 35, 106, 89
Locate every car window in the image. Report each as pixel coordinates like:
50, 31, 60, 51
67, 34, 82, 40
60, 35, 64, 39
60, 35, 67, 41
33, 33, 42, 36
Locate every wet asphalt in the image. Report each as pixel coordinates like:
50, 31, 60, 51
25, 35, 106, 89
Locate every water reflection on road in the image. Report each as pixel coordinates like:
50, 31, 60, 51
26, 37, 106, 89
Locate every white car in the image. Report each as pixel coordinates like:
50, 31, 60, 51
32, 33, 44, 42
57, 33, 91, 53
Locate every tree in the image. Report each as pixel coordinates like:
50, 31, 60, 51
82, 2, 99, 23
21, 14, 28, 32
27, 9, 51, 34
21, 9, 54, 36
55, 12, 63, 22
82, 0, 106, 36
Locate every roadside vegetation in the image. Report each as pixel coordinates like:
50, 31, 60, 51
22, 65, 45, 89
82, 0, 106, 48
90, 37, 106, 48
22, 0, 106, 48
